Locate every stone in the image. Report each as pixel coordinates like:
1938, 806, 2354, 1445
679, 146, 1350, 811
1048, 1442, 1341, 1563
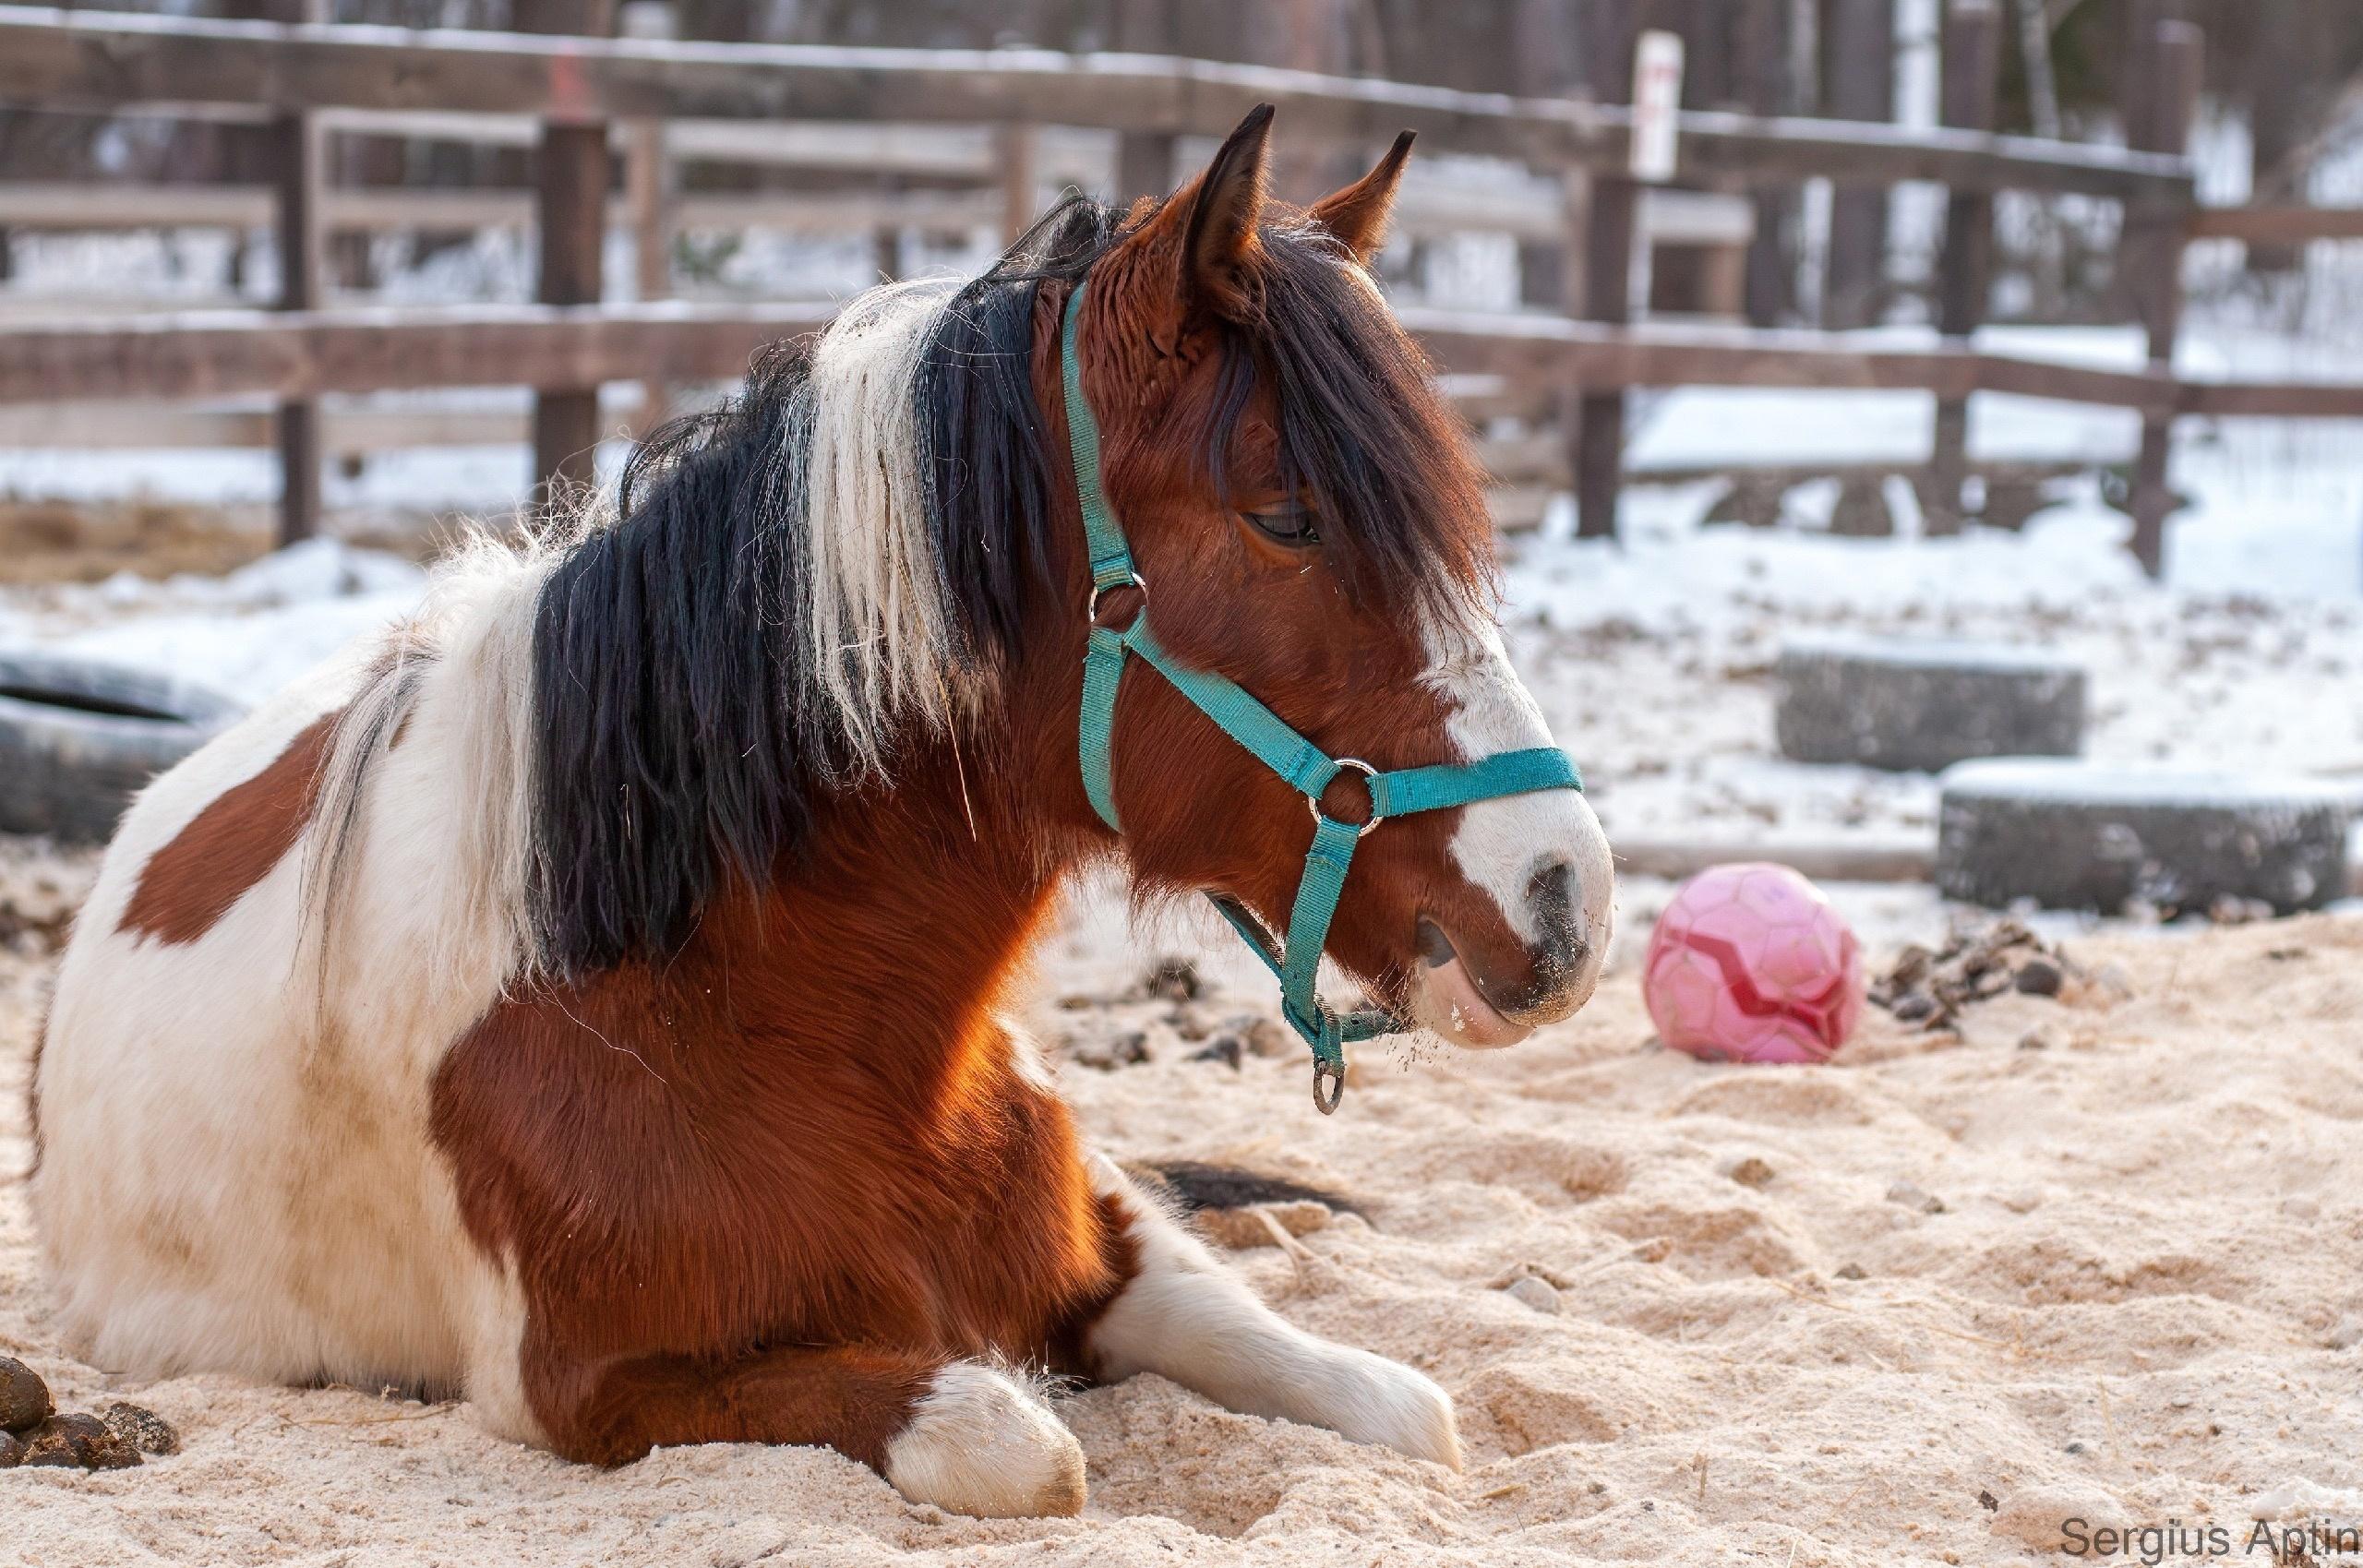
1775, 637, 2085, 773
1504, 1275, 1562, 1315
0, 1357, 50, 1433
2013, 957, 2065, 997
0, 1430, 21, 1468
20, 1412, 141, 1470
1886, 1179, 1946, 1215
1721, 1155, 1776, 1189
101, 1402, 180, 1456
1937, 760, 2351, 916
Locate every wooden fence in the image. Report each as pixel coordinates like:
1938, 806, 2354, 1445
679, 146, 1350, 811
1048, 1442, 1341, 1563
3, 5, 2362, 577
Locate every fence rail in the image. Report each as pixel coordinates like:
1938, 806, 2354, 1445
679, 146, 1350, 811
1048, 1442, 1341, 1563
0, 7, 2192, 200
6, 6, 2363, 577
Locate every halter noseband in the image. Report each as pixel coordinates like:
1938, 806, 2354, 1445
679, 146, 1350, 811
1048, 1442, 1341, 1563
1060, 281, 1583, 1114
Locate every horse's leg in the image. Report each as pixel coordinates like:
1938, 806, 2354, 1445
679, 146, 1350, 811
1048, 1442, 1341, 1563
1073, 1155, 1461, 1468
543, 1345, 1086, 1517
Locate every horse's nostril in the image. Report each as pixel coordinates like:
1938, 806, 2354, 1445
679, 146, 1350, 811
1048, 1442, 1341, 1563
1526, 859, 1579, 950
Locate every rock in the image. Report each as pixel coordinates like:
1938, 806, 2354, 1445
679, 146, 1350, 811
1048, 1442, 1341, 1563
1937, 760, 2351, 916
101, 1401, 179, 1456
1886, 1179, 1946, 1215
0, 1430, 21, 1468
1504, 1275, 1562, 1315
1835, 1263, 1868, 1281
2013, 957, 2065, 997
20, 1412, 141, 1470
1775, 637, 2085, 773
1066, 1028, 1149, 1071
1721, 1155, 1776, 1189
2018, 1031, 2050, 1051
1242, 1018, 1295, 1059
1190, 1035, 1243, 1069
0, 1357, 51, 1433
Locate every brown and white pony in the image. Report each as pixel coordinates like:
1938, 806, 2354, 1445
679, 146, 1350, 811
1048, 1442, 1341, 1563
30, 110, 1612, 1517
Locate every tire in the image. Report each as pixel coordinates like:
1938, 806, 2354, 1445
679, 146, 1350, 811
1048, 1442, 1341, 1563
0, 651, 246, 845
1776, 637, 2085, 773
1937, 759, 2352, 916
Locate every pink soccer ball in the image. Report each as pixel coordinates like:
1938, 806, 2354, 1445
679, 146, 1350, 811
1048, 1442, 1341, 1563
1641, 863, 1864, 1064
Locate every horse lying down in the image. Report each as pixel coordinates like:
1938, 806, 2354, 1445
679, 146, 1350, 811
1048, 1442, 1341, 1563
32, 107, 1613, 1518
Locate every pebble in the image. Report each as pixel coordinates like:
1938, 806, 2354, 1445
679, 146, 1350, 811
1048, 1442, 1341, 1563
0, 1430, 21, 1468
2013, 957, 2065, 997
1886, 1179, 1947, 1215
1721, 1155, 1776, 1189
20, 1413, 141, 1471
1243, 1018, 1295, 1059
1189, 1035, 1243, 1069
0, 1357, 51, 1433
102, 1401, 180, 1456
1505, 1275, 1562, 1315
1834, 1263, 1868, 1281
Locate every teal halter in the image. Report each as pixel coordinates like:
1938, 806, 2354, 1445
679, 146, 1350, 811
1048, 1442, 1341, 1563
1060, 281, 1583, 1113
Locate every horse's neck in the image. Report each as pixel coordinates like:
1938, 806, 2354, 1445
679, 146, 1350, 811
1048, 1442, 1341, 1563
656, 727, 1074, 1088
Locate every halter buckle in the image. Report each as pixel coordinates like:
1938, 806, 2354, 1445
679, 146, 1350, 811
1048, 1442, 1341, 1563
1086, 573, 1148, 623
1308, 758, 1384, 839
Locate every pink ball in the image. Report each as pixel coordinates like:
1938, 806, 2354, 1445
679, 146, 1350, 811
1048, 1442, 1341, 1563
1641, 862, 1864, 1064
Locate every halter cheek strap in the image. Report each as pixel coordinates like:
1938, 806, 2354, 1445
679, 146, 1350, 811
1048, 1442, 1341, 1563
1060, 280, 1582, 1114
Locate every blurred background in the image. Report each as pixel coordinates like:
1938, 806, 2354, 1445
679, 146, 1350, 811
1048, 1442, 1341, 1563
2, 0, 2361, 942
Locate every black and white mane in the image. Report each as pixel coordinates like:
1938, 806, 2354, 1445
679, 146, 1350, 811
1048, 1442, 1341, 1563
520, 197, 1489, 976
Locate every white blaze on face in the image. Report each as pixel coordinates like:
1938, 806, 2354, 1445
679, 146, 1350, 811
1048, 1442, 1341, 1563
1420, 605, 1615, 966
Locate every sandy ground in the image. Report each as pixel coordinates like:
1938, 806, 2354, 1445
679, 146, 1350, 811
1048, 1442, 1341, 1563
6, 832, 2362, 1567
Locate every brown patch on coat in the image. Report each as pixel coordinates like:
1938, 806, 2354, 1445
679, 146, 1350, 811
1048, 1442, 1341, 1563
117, 711, 338, 945
430, 747, 1140, 1470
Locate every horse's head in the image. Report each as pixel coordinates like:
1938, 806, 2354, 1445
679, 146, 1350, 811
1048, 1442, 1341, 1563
1060, 107, 1613, 1049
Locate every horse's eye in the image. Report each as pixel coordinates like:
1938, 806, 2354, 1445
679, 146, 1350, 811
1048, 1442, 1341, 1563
1242, 499, 1322, 547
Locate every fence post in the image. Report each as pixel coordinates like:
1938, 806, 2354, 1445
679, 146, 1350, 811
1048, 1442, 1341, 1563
998, 124, 1039, 246
1570, 0, 1641, 540
1821, 0, 1894, 327
1112, 0, 1177, 201
1735, 0, 1796, 325
519, 1, 615, 509
1925, 0, 1999, 537
620, 2, 674, 437
268, 0, 325, 546
2122, 12, 2201, 579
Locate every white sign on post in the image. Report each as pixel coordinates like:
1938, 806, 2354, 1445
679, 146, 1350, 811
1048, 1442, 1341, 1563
1629, 30, 1685, 183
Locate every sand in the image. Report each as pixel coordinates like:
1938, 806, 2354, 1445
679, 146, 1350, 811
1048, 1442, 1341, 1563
6, 836, 2362, 1566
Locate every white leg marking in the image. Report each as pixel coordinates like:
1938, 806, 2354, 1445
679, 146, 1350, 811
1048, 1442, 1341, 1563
882, 1361, 1086, 1518
1083, 1157, 1461, 1469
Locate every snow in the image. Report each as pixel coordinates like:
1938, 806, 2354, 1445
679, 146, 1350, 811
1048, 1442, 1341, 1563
0, 540, 427, 703
1938, 758, 2357, 810
1772, 632, 2081, 673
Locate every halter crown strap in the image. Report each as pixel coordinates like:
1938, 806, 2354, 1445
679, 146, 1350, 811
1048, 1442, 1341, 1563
1060, 279, 1583, 1114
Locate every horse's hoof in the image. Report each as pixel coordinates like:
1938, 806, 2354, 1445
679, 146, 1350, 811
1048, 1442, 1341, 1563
882, 1362, 1086, 1518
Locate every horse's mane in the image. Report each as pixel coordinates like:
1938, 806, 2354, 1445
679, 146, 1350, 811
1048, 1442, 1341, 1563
512, 194, 1490, 980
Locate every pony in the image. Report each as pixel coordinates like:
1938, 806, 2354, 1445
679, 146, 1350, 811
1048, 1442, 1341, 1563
30, 107, 1613, 1518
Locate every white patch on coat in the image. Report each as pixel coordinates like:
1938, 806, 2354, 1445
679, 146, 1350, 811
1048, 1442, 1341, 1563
1418, 606, 1614, 959
34, 543, 552, 1441
1081, 1156, 1461, 1468
882, 1361, 1086, 1517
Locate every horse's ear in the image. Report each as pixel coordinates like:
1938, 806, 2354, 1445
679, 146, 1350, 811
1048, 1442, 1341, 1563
1309, 130, 1415, 266
1170, 102, 1275, 319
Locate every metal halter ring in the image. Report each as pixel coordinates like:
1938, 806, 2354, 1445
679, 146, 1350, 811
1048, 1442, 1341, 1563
1312, 1058, 1346, 1115
1086, 572, 1148, 621
1308, 758, 1384, 839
